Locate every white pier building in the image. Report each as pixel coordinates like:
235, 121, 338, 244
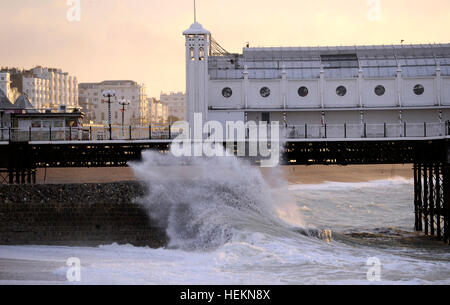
183, 21, 450, 138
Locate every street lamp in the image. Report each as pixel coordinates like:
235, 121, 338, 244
102, 89, 116, 140
118, 99, 130, 127
118, 99, 130, 138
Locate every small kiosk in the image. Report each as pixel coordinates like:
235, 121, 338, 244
10, 110, 84, 141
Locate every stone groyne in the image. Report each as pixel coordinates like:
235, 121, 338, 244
0, 182, 167, 248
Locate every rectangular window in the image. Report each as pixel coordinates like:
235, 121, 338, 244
66, 119, 75, 127
320, 54, 359, 69
261, 112, 270, 123
31, 120, 41, 128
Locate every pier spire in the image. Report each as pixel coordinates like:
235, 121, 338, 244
194, 0, 197, 23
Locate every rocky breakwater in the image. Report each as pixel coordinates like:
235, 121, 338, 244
0, 182, 167, 248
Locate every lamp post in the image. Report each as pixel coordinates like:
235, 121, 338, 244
118, 99, 130, 127
102, 89, 116, 140
118, 99, 130, 138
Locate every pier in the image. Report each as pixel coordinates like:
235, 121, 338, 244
0, 122, 449, 244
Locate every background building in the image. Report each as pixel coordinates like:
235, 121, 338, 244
1, 90, 37, 133
0, 72, 21, 103
160, 91, 186, 123
1, 66, 78, 110
184, 21, 450, 136
78, 80, 148, 126
148, 97, 168, 124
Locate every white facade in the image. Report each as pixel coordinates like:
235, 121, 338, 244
184, 22, 450, 134
22, 66, 78, 110
0, 72, 11, 99
78, 80, 147, 126
160, 92, 186, 123
149, 97, 168, 124
0, 72, 20, 103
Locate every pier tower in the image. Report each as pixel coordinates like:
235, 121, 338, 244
183, 20, 210, 133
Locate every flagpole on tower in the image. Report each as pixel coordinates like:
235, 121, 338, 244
194, 0, 197, 23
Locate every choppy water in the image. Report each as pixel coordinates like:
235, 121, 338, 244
1, 150, 449, 285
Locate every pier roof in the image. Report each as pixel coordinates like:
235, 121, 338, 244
209, 43, 450, 79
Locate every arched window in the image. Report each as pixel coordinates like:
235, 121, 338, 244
199, 48, 204, 61
190, 48, 195, 61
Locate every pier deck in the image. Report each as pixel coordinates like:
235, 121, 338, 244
0, 127, 449, 244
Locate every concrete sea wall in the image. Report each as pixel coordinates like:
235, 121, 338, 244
0, 182, 167, 248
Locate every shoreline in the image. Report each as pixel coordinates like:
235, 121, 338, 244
1, 164, 414, 248
34, 164, 414, 185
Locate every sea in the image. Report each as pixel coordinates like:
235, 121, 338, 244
0, 149, 449, 285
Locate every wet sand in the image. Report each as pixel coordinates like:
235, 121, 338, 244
35, 164, 413, 185
273, 164, 412, 184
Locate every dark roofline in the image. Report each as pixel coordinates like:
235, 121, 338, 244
79, 80, 138, 87
241, 43, 450, 60
11, 112, 84, 118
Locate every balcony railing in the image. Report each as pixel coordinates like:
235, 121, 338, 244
0, 122, 448, 142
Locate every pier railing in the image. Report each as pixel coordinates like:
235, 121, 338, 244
0, 122, 448, 142
285, 122, 447, 139
0, 124, 183, 142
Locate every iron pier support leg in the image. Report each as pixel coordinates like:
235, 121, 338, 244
414, 163, 420, 231
15, 169, 20, 184
443, 165, 450, 245
8, 169, 13, 184
424, 163, 429, 236
429, 163, 435, 237
418, 163, 423, 231
435, 163, 442, 239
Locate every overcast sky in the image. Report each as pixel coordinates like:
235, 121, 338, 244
1, 0, 449, 97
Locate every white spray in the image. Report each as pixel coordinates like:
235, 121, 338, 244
131, 146, 316, 251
